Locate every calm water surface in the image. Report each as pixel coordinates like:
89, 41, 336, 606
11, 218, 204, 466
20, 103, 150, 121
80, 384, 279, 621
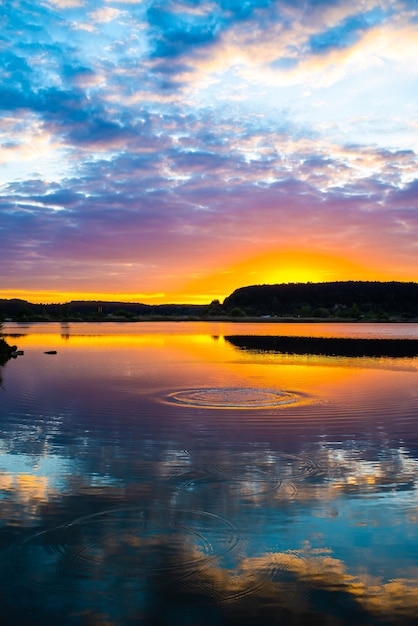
1, 322, 418, 625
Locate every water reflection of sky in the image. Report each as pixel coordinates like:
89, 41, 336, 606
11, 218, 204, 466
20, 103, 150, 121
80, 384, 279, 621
1, 322, 418, 624
0, 450, 74, 488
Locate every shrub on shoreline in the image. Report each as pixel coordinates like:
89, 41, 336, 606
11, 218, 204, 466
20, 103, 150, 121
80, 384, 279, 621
0, 337, 12, 353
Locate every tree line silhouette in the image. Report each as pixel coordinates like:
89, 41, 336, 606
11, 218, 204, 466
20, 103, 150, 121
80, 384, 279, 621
222, 281, 418, 319
1, 281, 418, 321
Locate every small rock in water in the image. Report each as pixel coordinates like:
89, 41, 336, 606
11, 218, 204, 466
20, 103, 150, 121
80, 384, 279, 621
44, 350, 57, 355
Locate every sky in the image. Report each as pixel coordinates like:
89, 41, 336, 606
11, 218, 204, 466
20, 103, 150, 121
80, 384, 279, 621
1, 0, 418, 304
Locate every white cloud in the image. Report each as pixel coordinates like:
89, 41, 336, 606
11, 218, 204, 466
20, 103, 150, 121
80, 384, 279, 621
89, 7, 122, 23
44, 0, 84, 8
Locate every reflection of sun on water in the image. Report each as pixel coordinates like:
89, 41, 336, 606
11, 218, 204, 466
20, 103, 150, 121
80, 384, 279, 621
11, 325, 418, 412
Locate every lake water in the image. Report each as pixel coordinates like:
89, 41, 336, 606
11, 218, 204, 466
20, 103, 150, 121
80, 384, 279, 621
1, 321, 418, 625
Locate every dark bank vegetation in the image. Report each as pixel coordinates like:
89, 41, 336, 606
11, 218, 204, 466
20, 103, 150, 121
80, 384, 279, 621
222, 281, 418, 320
1, 281, 418, 322
0, 338, 11, 365
226, 335, 418, 358
0, 322, 15, 373
0, 299, 207, 322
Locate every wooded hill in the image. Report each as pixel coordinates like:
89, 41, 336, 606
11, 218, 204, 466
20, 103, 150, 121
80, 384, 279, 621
222, 281, 418, 320
0, 298, 207, 321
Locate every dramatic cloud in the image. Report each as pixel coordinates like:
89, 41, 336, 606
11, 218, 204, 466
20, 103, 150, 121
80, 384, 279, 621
1, 0, 418, 303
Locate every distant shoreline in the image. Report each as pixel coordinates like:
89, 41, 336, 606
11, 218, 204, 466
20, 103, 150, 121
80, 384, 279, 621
2, 282, 418, 323
3, 315, 418, 324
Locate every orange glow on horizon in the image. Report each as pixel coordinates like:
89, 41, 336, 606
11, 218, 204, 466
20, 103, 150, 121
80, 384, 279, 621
179, 248, 414, 302
0, 289, 169, 306
1, 248, 416, 305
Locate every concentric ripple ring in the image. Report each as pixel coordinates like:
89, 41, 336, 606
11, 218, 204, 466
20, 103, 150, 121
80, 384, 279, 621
4, 506, 241, 593
166, 387, 300, 409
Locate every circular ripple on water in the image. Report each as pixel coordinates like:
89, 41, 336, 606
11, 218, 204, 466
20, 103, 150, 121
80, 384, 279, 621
5, 506, 241, 593
171, 466, 281, 497
171, 448, 323, 496
211, 451, 324, 483
166, 387, 301, 409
